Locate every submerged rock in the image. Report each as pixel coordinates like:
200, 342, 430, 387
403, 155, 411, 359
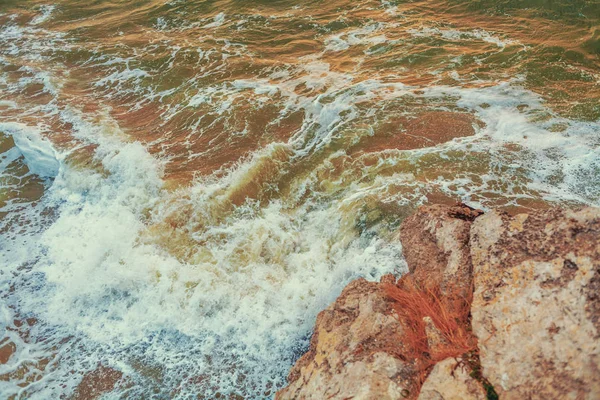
72, 365, 123, 400
357, 112, 483, 153
0, 341, 16, 365
278, 205, 600, 399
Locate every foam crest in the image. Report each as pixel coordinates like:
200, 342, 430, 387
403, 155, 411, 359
324, 23, 388, 52
203, 12, 226, 28
428, 83, 600, 204
409, 26, 519, 48
1, 108, 404, 398
0, 122, 60, 178
30, 5, 56, 25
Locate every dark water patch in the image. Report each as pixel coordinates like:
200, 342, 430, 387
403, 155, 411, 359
452, 0, 600, 24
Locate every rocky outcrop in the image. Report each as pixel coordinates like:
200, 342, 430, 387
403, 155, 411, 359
277, 204, 484, 400
277, 278, 419, 400
356, 111, 483, 153
470, 208, 600, 399
277, 205, 600, 400
399, 203, 482, 312
417, 358, 486, 400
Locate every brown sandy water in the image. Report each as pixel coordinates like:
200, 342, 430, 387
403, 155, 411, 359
0, 0, 598, 398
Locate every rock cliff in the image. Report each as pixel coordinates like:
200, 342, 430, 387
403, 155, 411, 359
277, 205, 600, 400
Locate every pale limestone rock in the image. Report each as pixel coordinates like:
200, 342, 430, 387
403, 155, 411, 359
276, 278, 417, 400
470, 208, 600, 400
418, 358, 486, 400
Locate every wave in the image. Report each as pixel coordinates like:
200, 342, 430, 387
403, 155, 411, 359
0, 122, 60, 178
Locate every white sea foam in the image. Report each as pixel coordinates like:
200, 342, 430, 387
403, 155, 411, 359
5, 123, 404, 398
94, 66, 151, 88
324, 23, 389, 52
402, 82, 600, 205
0, 100, 16, 108
381, 0, 399, 16
203, 12, 226, 28
409, 27, 518, 48
155, 17, 168, 31
30, 5, 56, 25
0, 122, 60, 178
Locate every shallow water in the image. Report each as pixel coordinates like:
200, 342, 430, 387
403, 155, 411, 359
0, 1, 599, 398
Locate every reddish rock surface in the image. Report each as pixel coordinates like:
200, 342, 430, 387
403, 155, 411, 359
0, 341, 16, 365
277, 204, 485, 400
356, 112, 482, 153
278, 205, 600, 400
399, 203, 482, 308
72, 365, 123, 400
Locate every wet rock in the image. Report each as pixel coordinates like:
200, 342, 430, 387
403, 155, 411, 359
470, 207, 600, 399
418, 358, 487, 400
276, 278, 418, 400
358, 112, 483, 153
0, 341, 16, 364
72, 365, 123, 400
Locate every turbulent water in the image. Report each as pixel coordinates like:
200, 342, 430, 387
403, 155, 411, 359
0, 0, 599, 398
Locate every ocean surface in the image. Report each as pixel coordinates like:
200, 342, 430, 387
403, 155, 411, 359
1, 0, 599, 398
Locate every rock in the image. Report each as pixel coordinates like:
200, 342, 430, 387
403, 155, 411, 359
418, 358, 487, 400
357, 111, 483, 153
423, 316, 448, 360
279, 205, 600, 400
470, 207, 600, 399
0, 341, 16, 364
276, 278, 418, 400
380, 273, 398, 285
72, 365, 123, 400
277, 204, 485, 399
399, 203, 482, 311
